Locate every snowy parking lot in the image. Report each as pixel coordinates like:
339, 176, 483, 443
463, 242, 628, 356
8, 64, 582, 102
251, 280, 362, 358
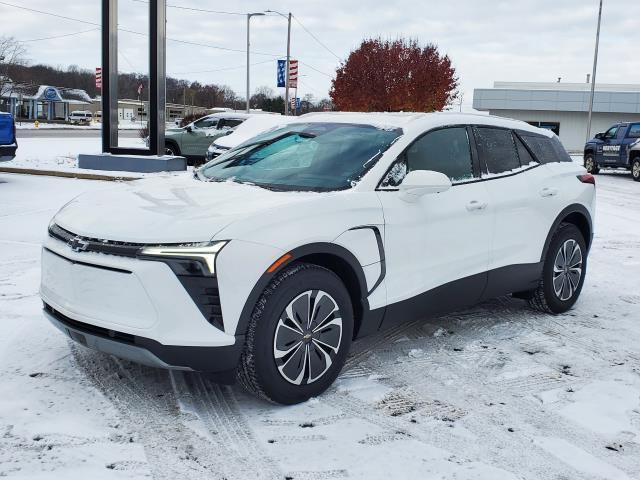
1, 170, 639, 479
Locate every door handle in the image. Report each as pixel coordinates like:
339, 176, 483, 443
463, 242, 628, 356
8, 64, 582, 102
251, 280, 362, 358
540, 187, 558, 198
466, 200, 488, 212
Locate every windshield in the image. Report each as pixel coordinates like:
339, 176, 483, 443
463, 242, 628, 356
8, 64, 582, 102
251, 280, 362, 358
198, 122, 402, 191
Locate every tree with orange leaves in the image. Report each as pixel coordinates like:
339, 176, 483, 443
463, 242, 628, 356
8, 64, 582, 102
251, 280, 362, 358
330, 37, 458, 112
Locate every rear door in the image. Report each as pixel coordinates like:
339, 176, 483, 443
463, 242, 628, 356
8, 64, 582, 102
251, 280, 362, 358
473, 127, 548, 277
622, 123, 640, 166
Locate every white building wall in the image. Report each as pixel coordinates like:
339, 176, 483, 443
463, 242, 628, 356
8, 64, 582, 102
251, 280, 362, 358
487, 109, 640, 152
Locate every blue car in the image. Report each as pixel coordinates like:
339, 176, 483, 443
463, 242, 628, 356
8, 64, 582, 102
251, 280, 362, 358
0, 112, 17, 162
583, 122, 640, 175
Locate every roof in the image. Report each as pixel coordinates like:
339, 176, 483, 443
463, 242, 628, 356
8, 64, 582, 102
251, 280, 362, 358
473, 81, 640, 114
214, 115, 295, 149
292, 111, 550, 137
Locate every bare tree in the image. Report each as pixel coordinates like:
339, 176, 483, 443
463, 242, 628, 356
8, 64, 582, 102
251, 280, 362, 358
0, 36, 27, 111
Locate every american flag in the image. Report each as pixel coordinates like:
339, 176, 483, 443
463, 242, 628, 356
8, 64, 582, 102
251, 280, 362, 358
288, 60, 298, 88
95, 67, 102, 89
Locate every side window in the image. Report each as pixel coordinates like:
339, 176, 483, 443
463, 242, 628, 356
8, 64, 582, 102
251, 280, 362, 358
194, 117, 218, 129
514, 135, 538, 167
473, 127, 520, 175
603, 126, 618, 139
520, 134, 570, 164
404, 127, 474, 182
627, 124, 640, 138
220, 119, 244, 130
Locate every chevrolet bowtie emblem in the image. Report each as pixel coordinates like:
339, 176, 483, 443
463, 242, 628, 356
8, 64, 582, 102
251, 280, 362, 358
68, 236, 90, 252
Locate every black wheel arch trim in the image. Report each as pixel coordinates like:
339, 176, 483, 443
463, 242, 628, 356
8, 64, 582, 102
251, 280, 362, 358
234, 241, 373, 340
541, 204, 593, 262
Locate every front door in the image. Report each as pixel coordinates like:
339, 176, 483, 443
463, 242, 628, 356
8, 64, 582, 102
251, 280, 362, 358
598, 124, 622, 166
377, 126, 491, 327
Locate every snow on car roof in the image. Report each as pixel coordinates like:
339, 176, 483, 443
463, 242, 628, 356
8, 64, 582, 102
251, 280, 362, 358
293, 111, 553, 138
214, 115, 296, 149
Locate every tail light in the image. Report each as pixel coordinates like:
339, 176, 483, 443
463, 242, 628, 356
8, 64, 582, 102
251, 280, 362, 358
577, 174, 595, 185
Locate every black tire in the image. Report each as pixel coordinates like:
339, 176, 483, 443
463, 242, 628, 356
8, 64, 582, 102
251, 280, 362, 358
165, 142, 179, 156
632, 158, 640, 182
236, 263, 354, 405
529, 223, 587, 314
584, 153, 599, 174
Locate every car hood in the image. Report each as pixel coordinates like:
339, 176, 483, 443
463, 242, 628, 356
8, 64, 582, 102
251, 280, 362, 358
53, 176, 320, 244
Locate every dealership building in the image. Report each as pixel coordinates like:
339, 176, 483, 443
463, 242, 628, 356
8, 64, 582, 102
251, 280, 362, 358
473, 81, 640, 152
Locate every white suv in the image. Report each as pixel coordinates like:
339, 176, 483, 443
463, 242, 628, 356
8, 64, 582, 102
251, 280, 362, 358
40, 113, 596, 404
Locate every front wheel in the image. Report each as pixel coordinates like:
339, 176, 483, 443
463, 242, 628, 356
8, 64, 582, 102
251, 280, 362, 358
632, 158, 640, 182
236, 263, 354, 404
165, 143, 179, 156
584, 154, 599, 174
529, 224, 587, 314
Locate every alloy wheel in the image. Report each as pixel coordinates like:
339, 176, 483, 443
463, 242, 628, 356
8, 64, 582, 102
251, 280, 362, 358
552, 239, 583, 301
633, 160, 640, 180
585, 157, 594, 173
273, 290, 343, 385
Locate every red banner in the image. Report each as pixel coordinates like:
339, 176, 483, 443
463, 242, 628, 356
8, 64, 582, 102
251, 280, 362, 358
288, 60, 298, 89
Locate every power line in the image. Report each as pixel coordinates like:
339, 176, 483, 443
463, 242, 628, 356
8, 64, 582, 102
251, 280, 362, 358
18, 28, 100, 43
131, 0, 245, 16
299, 61, 333, 78
0, 1, 281, 56
292, 15, 342, 61
170, 59, 273, 75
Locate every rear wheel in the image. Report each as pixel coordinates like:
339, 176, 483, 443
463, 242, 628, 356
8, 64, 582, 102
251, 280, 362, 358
529, 224, 587, 314
584, 154, 599, 174
236, 263, 354, 404
632, 158, 640, 182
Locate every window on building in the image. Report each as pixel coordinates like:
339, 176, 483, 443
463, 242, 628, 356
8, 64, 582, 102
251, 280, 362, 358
473, 127, 520, 175
526, 121, 560, 136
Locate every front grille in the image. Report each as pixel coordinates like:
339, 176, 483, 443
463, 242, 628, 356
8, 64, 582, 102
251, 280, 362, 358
48, 223, 225, 331
49, 223, 143, 258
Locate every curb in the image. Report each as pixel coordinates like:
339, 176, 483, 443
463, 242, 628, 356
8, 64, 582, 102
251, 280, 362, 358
0, 166, 140, 181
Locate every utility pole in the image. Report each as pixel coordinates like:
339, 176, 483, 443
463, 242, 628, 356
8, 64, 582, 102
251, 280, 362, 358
285, 12, 292, 116
266, 10, 292, 116
586, 0, 603, 142
246, 13, 265, 113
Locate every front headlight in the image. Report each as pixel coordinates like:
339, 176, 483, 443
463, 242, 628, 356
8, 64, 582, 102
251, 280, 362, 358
138, 241, 227, 276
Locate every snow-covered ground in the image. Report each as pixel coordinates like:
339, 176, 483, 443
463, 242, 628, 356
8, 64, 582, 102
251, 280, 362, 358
1, 170, 639, 479
15, 121, 150, 131
2, 137, 190, 179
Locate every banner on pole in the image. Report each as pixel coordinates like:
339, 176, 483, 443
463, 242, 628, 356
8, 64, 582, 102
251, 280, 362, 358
277, 60, 286, 88
95, 67, 102, 89
288, 60, 299, 88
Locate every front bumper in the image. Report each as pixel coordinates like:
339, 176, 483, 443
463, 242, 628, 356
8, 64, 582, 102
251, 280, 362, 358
0, 143, 17, 162
44, 304, 243, 381
40, 232, 243, 372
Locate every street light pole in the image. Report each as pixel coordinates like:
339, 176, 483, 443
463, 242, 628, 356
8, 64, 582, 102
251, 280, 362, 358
266, 10, 292, 116
586, 0, 603, 142
246, 13, 265, 113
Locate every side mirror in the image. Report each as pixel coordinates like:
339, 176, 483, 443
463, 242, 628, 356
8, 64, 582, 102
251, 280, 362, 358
595, 132, 604, 140
399, 170, 452, 202
186, 125, 193, 133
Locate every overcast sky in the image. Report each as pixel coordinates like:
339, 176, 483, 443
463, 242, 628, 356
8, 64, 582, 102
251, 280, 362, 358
1, 0, 639, 109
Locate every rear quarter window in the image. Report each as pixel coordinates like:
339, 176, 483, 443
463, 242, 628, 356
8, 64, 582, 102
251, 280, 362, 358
519, 133, 572, 164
